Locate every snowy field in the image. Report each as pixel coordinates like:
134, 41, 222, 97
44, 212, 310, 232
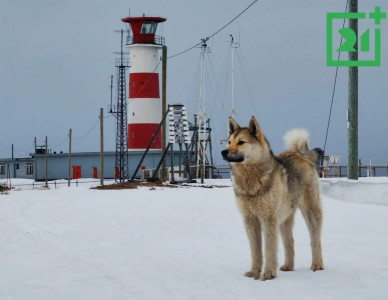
1, 178, 388, 300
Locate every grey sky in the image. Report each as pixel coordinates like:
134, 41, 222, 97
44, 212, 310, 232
1, 0, 387, 165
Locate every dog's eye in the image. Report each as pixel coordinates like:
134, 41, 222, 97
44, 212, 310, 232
238, 141, 245, 145
228, 141, 231, 145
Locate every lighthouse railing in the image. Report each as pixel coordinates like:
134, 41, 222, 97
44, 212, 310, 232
126, 35, 165, 45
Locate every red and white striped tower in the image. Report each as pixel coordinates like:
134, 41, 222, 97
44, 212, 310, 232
122, 15, 166, 150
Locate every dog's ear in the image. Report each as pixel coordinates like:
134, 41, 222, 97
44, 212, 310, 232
248, 116, 264, 142
228, 117, 240, 136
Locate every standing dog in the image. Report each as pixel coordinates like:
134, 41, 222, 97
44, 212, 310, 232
221, 116, 324, 281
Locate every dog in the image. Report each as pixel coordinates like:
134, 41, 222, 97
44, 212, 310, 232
221, 116, 324, 281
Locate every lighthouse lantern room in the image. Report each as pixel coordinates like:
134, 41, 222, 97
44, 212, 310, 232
122, 15, 166, 150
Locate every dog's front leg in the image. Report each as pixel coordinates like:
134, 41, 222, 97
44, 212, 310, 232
243, 215, 262, 280
261, 218, 278, 280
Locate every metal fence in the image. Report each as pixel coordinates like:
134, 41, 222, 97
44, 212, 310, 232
0, 179, 109, 191
322, 165, 388, 177
201, 165, 388, 179
2, 164, 386, 191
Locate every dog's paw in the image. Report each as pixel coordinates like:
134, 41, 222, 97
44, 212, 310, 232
261, 269, 277, 281
244, 270, 260, 280
280, 264, 294, 272
311, 263, 324, 272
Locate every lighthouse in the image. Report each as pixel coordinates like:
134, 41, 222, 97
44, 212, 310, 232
122, 15, 166, 150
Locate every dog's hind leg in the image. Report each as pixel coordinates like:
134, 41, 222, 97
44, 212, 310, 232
300, 184, 324, 271
243, 215, 262, 280
279, 211, 296, 271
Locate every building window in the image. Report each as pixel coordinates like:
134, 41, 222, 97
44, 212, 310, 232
26, 164, 34, 175
141, 22, 157, 34
15, 164, 19, 170
0, 164, 4, 175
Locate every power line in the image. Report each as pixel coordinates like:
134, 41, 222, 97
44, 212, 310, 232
73, 117, 100, 140
168, 41, 203, 60
49, 135, 69, 148
167, 0, 258, 59
323, 0, 349, 154
0, 146, 11, 152
207, 0, 258, 40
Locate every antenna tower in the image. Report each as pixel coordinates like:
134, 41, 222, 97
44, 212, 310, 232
196, 39, 213, 183
109, 29, 130, 182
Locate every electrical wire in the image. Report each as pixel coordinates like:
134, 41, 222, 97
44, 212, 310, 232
0, 146, 11, 152
205, 53, 228, 141
73, 117, 100, 140
186, 54, 202, 117
235, 47, 257, 115
49, 135, 69, 148
323, 0, 349, 154
220, 44, 231, 112
207, 0, 258, 41
167, 0, 258, 59
12, 142, 34, 157
206, 53, 224, 112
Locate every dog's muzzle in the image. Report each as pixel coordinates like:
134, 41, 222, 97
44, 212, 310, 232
221, 150, 229, 158
221, 150, 244, 163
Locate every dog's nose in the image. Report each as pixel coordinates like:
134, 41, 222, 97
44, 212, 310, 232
221, 150, 229, 157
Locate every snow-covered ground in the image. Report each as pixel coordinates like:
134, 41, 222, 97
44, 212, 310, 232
0, 178, 387, 300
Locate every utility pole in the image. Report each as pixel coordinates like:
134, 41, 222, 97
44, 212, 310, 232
45, 136, 48, 187
100, 108, 104, 186
348, 0, 358, 180
68, 129, 72, 187
11, 144, 14, 159
161, 45, 167, 181
34, 137, 37, 182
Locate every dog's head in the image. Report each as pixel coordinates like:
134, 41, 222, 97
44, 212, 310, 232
221, 116, 270, 164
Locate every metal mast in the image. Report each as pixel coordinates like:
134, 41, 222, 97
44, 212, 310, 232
110, 29, 130, 182
230, 34, 239, 119
196, 38, 211, 183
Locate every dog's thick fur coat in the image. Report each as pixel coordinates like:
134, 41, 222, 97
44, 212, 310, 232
221, 116, 324, 281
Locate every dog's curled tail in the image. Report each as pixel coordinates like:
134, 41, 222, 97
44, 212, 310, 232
284, 128, 310, 154
284, 129, 322, 168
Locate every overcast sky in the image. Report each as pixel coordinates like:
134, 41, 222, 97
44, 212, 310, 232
1, 0, 387, 165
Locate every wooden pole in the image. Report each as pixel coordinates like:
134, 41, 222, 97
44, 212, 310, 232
161, 45, 167, 181
100, 108, 104, 186
194, 114, 199, 179
34, 137, 37, 182
68, 129, 72, 187
170, 142, 175, 183
348, 0, 358, 180
45, 136, 48, 186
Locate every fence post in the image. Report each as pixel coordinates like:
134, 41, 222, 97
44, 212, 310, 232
141, 166, 146, 181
